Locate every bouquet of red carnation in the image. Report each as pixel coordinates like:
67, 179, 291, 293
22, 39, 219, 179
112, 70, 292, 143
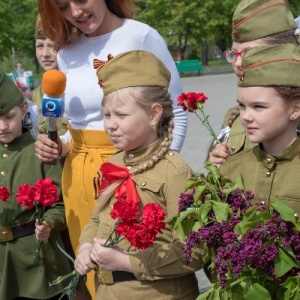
177, 91, 220, 144
172, 163, 300, 300
50, 196, 166, 299
0, 186, 10, 201
16, 178, 59, 262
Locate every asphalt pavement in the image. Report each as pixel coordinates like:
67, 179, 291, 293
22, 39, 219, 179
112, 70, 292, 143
179, 72, 237, 293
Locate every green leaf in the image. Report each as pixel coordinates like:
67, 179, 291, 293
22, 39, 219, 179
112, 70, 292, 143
199, 202, 213, 225
243, 283, 271, 300
271, 199, 296, 224
185, 177, 202, 190
281, 276, 300, 300
194, 184, 208, 203
211, 200, 230, 222
205, 162, 221, 181
275, 245, 300, 278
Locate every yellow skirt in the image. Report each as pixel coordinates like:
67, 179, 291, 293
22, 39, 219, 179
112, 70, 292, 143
62, 127, 116, 300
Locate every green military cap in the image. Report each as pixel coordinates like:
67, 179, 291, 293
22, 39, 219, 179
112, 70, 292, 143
94, 50, 171, 96
35, 14, 46, 39
0, 73, 23, 116
238, 44, 300, 87
232, 0, 296, 42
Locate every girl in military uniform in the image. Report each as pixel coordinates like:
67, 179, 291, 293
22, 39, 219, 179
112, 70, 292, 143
214, 44, 300, 215
74, 51, 204, 300
208, 0, 300, 167
0, 73, 71, 299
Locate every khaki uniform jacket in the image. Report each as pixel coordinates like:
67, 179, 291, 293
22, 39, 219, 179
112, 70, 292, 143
220, 137, 300, 215
80, 139, 204, 300
31, 85, 68, 135
222, 107, 255, 155
0, 130, 72, 299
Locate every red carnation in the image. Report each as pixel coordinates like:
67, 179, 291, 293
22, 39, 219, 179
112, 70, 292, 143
16, 184, 35, 209
34, 178, 59, 207
122, 222, 157, 250
177, 92, 208, 112
0, 186, 10, 201
110, 198, 140, 221
141, 203, 166, 234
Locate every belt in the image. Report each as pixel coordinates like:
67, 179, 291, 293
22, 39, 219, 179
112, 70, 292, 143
0, 220, 36, 242
97, 269, 137, 285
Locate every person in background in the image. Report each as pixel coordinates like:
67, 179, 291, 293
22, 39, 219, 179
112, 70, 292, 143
212, 43, 300, 216
75, 50, 203, 300
0, 73, 71, 300
35, 1, 187, 297
208, 0, 300, 167
31, 15, 68, 135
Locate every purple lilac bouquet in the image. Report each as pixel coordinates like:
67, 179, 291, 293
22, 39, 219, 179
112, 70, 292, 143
171, 162, 300, 300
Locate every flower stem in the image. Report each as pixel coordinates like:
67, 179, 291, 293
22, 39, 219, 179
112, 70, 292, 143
195, 109, 220, 144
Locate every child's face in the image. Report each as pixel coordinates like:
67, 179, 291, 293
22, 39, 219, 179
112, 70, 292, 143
103, 95, 158, 152
238, 86, 297, 154
0, 105, 27, 144
35, 38, 58, 71
230, 39, 269, 76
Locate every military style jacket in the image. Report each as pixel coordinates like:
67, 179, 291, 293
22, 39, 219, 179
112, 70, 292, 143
80, 139, 204, 300
220, 137, 300, 215
0, 130, 71, 299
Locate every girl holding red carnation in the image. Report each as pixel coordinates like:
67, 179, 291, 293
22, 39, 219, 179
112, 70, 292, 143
74, 51, 204, 300
0, 73, 72, 299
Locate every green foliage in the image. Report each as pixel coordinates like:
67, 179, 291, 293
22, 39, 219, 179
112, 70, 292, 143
0, 0, 37, 72
172, 163, 300, 299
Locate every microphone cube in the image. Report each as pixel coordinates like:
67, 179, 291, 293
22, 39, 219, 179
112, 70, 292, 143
42, 96, 64, 118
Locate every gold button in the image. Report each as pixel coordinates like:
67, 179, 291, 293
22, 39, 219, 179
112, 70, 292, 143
231, 146, 235, 151
0, 171, 5, 176
266, 158, 271, 162
141, 274, 147, 280
2, 153, 8, 158
141, 182, 146, 186
3, 144, 8, 148
168, 151, 174, 156
266, 171, 271, 177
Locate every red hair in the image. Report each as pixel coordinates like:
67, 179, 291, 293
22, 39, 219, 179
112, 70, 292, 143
38, 0, 136, 50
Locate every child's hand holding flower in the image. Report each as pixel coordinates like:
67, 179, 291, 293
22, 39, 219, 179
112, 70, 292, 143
35, 220, 51, 241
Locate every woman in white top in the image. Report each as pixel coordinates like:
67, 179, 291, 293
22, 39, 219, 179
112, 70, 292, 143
35, 1, 187, 299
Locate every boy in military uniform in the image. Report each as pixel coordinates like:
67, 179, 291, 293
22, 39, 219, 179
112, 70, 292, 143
0, 73, 72, 299
31, 15, 68, 135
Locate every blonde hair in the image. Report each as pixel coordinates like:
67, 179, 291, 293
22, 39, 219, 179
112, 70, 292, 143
96, 86, 174, 211
38, 0, 136, 50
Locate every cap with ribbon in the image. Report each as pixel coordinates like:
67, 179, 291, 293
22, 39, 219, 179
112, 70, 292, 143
35, 14, 46, 39
93, 50, 171, 96
232, 0, 296, 42
0, 73, 23, 116
238, 44, 300, 87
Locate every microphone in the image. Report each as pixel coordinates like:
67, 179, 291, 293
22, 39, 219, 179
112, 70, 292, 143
41, 70, 66, 165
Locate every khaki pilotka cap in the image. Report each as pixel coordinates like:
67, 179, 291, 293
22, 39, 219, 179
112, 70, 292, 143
238, 44, 300, 87
0, 73, 23, 116
94, 50, 171, 96
232, 0, 296, 42
35, 14, 46, 39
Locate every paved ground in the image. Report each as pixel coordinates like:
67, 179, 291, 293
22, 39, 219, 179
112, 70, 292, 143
179, 72, 237, 293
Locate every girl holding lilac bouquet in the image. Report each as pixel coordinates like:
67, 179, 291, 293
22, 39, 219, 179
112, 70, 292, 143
212, 43, 300, 215
74, 50, 204, 300
0, 73, 71, 299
